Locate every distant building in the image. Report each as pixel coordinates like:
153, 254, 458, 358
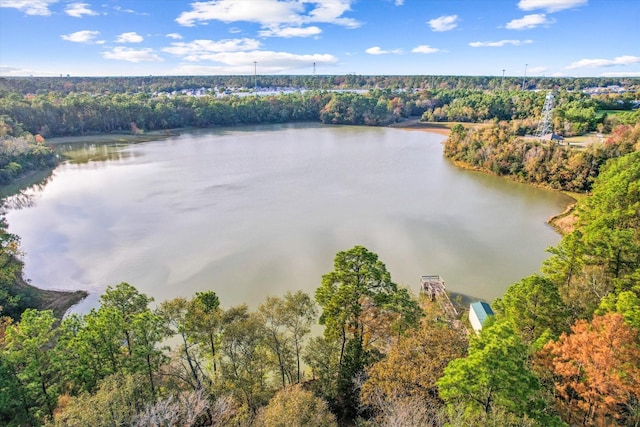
539, 133, 564, 142
469, 301, 494, 333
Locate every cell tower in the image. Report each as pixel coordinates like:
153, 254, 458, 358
535, 92, 554, 139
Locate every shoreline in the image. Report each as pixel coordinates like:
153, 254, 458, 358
9, 259, 88, 320
389, 121, 580, 235
389, 118, 452, 135
546, 201, 578, 235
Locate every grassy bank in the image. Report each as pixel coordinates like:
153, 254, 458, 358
47, 129, 181, 145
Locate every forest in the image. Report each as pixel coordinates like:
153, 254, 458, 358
443, 115, 640, 193
0, 75, 640, 426
0, 75, 638, 139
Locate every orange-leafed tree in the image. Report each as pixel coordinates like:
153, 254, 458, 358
361, 319, 467, 412
537, 313, 640, 426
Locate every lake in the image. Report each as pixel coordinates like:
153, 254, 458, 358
4, 123, 572, 312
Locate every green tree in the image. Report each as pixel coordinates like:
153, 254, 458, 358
158, 297, 203, 390
100, 282, 153, 358
315, 245, 421, 421
598, 289, 640, 330
54, 309, 125, 394
258, 296, 295, 388
0, 223, 24, 319
186, 291, 223, 375
55, 284, 164, 399
542, 230, 584, 290
315, 245, 420, 367
0, 343, 32, 426
437, 321, 547, 422
493, 275, 569, 345
218, 305, 272, 412
3, 309, 59, 422
577, 151, 640, 288
257, 291, 317, 387
544, 151, 640, 320
281, 291, 317, 384
130, 310, 168, 401
302, 336, 341, 404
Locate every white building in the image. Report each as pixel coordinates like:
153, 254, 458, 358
469, 301, 494, 333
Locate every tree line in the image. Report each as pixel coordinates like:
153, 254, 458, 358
0, 87, 629, 140
2, 75, 638, 95
0, 115, 56, 185
2, 146, 640, 426
443, 118, 640, 192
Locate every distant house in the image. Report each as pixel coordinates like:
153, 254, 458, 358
539, 133, 564, 142
469, 301, 494, 333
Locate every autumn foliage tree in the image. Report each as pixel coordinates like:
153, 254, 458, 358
360, 317, 467, 422
537, 313, 640, 426
254, 384, 337, 427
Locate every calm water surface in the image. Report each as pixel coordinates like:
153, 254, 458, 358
5, 123, 572, 312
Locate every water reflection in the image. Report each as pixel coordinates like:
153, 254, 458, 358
1, 170, 53, 210
60, 143, 134, 164
3, 123, 572, 313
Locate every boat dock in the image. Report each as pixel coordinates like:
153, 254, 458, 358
420, 275, 460, 322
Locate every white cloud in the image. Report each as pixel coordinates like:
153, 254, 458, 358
566, 55, 640, 70
113, 5, 148, 15
1, 0, 61, 15
365, 46, 402, 55
259, 26, 322, 38
0, 65, 61, 76
518, 0, 587, 13
600, 71, 640, 77
0, 65, 30, 76
61, 30, 100, 43
116, 32, 144, 43
166, 33, 183, 40
506, 14, 554, 29
527, 66, 547, 74
176, 0, 359, 30
174, 50, 337, 74
412, 45, 439, 54
102, 47, 163, 62
469, 39, 533, 47
304, 0, 359, 28
428, 15, 458, 32
163, 38, 262, 61
395, 0, 404, 5
65, 2, 98, 17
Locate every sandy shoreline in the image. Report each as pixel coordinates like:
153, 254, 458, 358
389, 119, 452, 135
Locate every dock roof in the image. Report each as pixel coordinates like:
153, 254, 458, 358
470, 301, 494, 326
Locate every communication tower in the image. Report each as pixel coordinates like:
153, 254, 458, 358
535, 92, 554, 139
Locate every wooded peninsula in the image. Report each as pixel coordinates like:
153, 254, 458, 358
1, 75, 639, 426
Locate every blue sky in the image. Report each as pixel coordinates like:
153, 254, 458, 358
1, 0, 638, 78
